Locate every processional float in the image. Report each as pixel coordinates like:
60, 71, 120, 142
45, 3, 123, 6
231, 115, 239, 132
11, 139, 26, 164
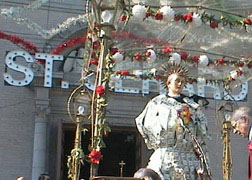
66, 1, 252, 180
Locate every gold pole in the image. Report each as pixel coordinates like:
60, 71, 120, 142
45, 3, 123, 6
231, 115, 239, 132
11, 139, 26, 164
73, 117, 82, 180
222, 121, 232, 180
67, 113, 85, 180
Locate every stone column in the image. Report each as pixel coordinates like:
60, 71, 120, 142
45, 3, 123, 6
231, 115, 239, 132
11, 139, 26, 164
32, 88, 50, 180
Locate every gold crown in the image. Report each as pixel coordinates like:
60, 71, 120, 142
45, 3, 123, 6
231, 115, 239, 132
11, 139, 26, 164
159, 62, 189, 88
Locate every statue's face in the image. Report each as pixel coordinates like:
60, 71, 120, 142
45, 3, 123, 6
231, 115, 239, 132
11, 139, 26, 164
166, 74, 186, 95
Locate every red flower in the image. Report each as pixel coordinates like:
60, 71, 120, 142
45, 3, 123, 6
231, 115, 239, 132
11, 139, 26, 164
146, 11, 152, 18
134, 52, 142, 61
218, 58, 224, 64
180, 52, 188, 60
89, 149, 102, 164
210, 22, 218, 29
155, 12, 163, 20
120, 70, 130, 76
90, 58, 99, 66
119, 15, 127, 21
95, 85, 105, 96
163, 47, 171, 54
183, 13, 193, 22
245, 18, 252, 25
193, 55, 199, 63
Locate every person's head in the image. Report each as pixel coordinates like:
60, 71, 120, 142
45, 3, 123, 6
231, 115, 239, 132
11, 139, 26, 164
231, 106, 252, 138
160, 63, 188, 96
38, 173, 50, 180
16, 176, 26, 180
134, 168, 161, 180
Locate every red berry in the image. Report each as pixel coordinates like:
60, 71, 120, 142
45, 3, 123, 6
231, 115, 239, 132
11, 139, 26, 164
134, 52, 142, 61
210, 22, 218, 28
155, 13, 163, 20
180, 52, 188, 60
218, 58, 224, 64
119, 15, 127, 21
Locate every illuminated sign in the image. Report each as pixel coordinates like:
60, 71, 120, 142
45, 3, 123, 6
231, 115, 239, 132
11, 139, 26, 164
4, 51, 63, 87
4, 51, 248, 101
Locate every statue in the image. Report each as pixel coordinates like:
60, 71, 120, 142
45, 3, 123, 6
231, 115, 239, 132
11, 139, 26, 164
135, 63, 211, 180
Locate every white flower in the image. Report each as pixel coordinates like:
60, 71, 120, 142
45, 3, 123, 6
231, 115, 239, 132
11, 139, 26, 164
169, 53, 181, 64
230, 68, 245, 80
112, 52, 124, 63
230, 70, 238, 80
192, 13, 202, 27
198, 55, 209, 66
132, 5, 147, 20
146, 49, 156, 63
159, 6, 174, 21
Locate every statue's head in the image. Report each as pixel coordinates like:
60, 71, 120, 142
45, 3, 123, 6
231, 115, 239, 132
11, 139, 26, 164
160, 63, 188, 95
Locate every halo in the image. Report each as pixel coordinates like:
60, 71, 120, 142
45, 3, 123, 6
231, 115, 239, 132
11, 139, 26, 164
159, 62, 189, 88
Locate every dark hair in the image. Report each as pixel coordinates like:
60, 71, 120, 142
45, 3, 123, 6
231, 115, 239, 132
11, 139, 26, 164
133, 168, 161, 180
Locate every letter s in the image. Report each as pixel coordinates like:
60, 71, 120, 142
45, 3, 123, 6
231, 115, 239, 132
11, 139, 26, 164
4, 51, 34, 86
